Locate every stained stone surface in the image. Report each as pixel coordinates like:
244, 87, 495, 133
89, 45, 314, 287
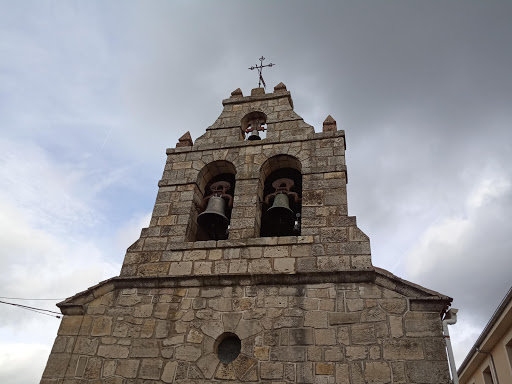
41, 84, 452, 384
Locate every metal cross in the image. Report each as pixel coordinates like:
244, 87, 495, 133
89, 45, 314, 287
248, 56, 275, 89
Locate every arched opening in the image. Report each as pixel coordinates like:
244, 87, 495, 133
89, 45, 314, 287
193, 161, 236, 241
259, 155, 302, 237
241, 111, 267, 141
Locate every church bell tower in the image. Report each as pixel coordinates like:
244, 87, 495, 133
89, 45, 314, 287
42, 82, 454, 384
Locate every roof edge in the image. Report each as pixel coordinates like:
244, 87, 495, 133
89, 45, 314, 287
58, 268, 452, 316
457, 286, 512, 377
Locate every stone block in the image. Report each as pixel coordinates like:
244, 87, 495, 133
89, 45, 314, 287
229, 259, 248, 273
345, 346, 368, 360
274, 257, 295, 273
161, 361, 177, 383
201, 287, 223, 298
201, 321, 224, 339
296, 362, 314, 383
72, 337, 99, 355
58, 316, 83, 336
42, 354, 69, 378
138, 262, 170, 276
380, 298, 407, 314
187, 328, 204, 344
270, 346, 306, 361
351, 323, 376, 345
316, 362, 335, 375
261, 362, 283, 379
134, 304, 153, 318
346, 299, 364, 312
329, 312, 360, 325
236, 320, 263, 339
90, 316, 112, 336
297, 256, 317, 271
83, 357, 101, 379
193, 261, 212, 275
404, 312, 443, 337
183, 249, 207, 261
405, 361, 450, 383
391, 361, 406, 383
254, 346, 270, 360
175, 345, 202, 361
284, 362, 296, 381
383, 340, 424, 360
115, 360, 139, 378
424, 338, 448, 360
361, 307, 387, 322
320, 227, 348, 242
170, 261, 192, 275
289, 328, 314, 345
209, 298, 232, 311
364, 362, 391, 383
264, 245, 289, 258
264, 296, 288, 308
389, 316, 404, 338
335, 363, 350, 384
291, 244, 312, 256
325, 347, 344, 361
336, 326, 350, 345
74, 355, 87, 377
232, 354, 257, 379
197, 353, 219, 379
315, 328, 336, 345
139, 359, 163, 379
97, 345, 129, 359
318, 256, 350, 270
248, 259, 272, 273
131, 340, 160, 358
143, 237, 167, 251
304, 311, 328, 328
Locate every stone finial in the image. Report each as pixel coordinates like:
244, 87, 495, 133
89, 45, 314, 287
322, 115, 337, 132
176, 131, 193, 147
274, 82, 287, 92
251, 87, 265, 96
230, 88, 243, 98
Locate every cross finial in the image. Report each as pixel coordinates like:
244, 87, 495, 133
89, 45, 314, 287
248, 56, 275, 89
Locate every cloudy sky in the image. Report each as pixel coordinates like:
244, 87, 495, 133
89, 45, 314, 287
1, 1, 511, 383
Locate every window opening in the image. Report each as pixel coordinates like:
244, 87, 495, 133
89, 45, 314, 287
483, 366, 495, 384
506, 338, 512, 372
216, 333, 241, 364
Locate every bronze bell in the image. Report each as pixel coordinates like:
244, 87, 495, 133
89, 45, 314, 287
197, 196, 229, 240
247, 130, 261, 141
265, 193, 296, 236
197, 181, 232, 240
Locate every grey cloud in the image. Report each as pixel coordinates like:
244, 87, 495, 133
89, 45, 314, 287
2, 2, 512, 377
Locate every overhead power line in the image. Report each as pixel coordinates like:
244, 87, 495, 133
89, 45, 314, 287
0, 300, 61, 319
0, 296, 65, 301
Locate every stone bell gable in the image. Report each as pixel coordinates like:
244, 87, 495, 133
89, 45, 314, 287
41, 83, 453, 384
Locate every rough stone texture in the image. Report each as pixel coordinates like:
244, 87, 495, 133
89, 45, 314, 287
42, 84, 452, 384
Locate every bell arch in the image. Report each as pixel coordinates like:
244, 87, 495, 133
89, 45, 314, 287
192, 160, 237, 241
259, 155, 302, 237
241, 111, 267, 141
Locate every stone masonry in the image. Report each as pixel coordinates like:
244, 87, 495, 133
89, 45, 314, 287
41, 83, 453, 383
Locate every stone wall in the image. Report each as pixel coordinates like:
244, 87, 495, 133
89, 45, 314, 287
41, 83, 453, 384
42, 280, 450, 383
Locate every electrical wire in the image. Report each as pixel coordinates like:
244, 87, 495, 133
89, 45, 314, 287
0, 300, 61, 318
0, 296, 65, 301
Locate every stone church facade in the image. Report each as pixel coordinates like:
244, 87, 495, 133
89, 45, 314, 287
41, 83, 453, 383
